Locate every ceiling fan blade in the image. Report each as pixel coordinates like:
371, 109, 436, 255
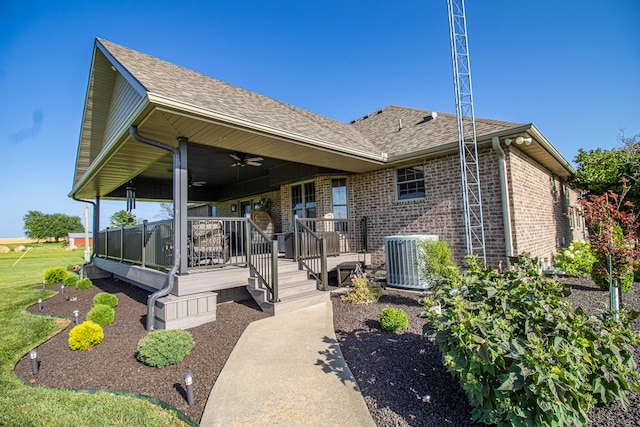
246, 161, 262, 167
246, 156, 264, 162
192, 181, 206, 187
230, 163, 239, 167
230, 153, 242, 161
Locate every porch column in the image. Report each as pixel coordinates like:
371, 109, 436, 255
93, 197, 100, 259
177, 138, 189, 274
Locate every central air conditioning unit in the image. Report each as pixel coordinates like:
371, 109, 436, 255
384, 235, 438, 289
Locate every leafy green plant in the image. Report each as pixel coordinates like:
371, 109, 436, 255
87, 304, 115, 326
68, 320, 104, 350
418, 239, 459, 285
422, 253, 640, 427
136, 330, 195, 368
63, 274, 79, 286
93, 292, 118, 308
341, 274, 383, 304
379, 306, 409, 331
75, 277, 93, 290
43, 266, 68, 285
553, 240, 597, 276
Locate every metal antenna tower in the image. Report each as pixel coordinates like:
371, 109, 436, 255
447, 0, 486, 262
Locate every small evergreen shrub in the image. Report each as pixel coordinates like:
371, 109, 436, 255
553, 240, 597, 276
341, 275, 383, 304
75, 278, 93, 290
418, 239, 460, 285
93, 292, 118, 308
68, 321, 104, 350
44, 266, 68, 285
422, 253, 640, 427
87, 304, 115, 326
137, 330, 195, 368
63, 274, 79, 287
379, 306, 409, 331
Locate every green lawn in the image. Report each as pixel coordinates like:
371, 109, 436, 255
0, 243, 189, 426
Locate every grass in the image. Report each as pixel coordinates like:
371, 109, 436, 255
0, 243, 189, 426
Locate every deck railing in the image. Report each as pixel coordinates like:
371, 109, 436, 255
247, 218, 279, 302
187, 217, 247, 268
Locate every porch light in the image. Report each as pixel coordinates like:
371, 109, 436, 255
73, 309, 80, 325
184, 372, 195, 405
30, 349, 39, 375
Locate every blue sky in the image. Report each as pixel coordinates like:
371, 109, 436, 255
1, 0, 638, 238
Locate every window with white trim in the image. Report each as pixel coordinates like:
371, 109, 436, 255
396, 166, 425, 201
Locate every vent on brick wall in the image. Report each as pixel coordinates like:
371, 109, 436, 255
385, 235, 438, 289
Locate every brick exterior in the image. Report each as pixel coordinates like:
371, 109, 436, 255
204, 145, 584, 271
506, 147, 585, 267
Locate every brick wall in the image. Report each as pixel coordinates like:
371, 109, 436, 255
507, 147, 585, 267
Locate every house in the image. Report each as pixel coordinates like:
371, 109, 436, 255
71, 38, 584, 329
66, 232, 93, 247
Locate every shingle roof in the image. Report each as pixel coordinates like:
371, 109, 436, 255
348, 105, 525, 157
98, 38, 378, 154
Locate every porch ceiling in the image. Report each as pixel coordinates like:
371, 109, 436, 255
72, 106, 384, 200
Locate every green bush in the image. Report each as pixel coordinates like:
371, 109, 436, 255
137, 330, 195, 368
341, 275, 383, 304
593, 270, 635, 293
87, 304, 115, 326
75, 277, 93, 290
68, 321, 104, 350
63, 274, 79, 287
93, 292, 118, 308
422, 253, 640, 427
418, 239, 459, 285
553, 240, 597, 276
44, 266, 68, 285
379, 306, 409, 331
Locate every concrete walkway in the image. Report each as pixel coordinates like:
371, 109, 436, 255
199, 301, 376, 426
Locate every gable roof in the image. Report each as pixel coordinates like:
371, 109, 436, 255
72, 38, 575, 199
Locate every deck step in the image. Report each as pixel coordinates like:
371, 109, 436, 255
246, 269, 328, 316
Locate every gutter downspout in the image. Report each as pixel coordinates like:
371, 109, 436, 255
129, 126, 180, 331
492, 137, 514, 267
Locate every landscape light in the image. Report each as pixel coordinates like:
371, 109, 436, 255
73, 309, 80, 325
42, 280, 46, 289
184, 372, 195, 406
38, 298, 42, 311
29, 349, 39, 375
61, 284, 65, 294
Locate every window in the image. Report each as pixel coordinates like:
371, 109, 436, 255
332, 178, 348, 233
291, 182, 316, 219
397, 166, 425, 200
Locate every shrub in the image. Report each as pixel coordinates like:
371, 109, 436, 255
418, 239, 459, 285
69, 321, 104, 350
93, 292, 118, 308
593, 270, 635, 293
422, 253, 640, 427
341, 274, 383, 304
75, 278, 93, 290
63, 274, 79, 287
137, 330, 195, 368
44, 266, 68, 285
553, 240, 597, 276
87, 304, 115, 326
379, 306, 409, 331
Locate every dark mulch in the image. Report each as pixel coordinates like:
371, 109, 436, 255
332, 277, 640, 427
14, 276, 640, 426
15, 278, 268, 424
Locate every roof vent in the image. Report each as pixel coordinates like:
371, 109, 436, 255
423, 111, 437, 122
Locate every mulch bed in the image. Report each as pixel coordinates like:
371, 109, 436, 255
15, 279, 268, 424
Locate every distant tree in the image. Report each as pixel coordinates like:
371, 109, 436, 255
23, 211, 83, 242
109, 210, 138, 227
159, 202, 174, 218
571, 133, 640, 207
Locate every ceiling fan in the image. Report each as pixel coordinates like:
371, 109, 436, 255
188, 172, 206, 187
230, 152, 263, 168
